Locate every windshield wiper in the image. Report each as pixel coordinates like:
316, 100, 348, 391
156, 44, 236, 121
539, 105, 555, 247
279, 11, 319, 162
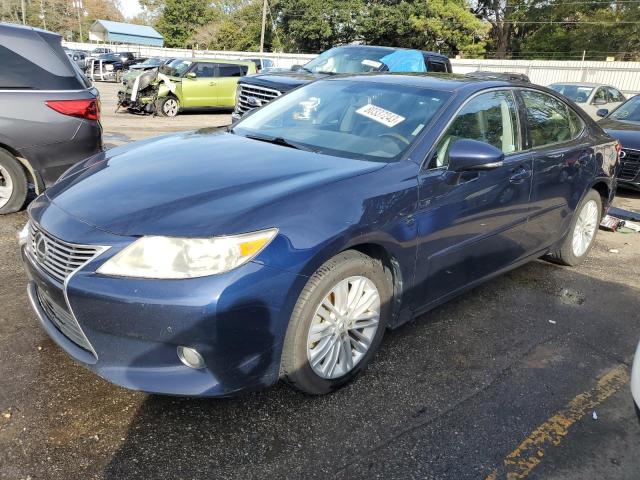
244, 133, 316, 152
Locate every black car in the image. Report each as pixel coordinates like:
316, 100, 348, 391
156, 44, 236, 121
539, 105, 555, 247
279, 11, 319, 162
88, 52, 145, 82
232, 45, 452, 120
0, 23, 102, 214
597, 95, 640, 190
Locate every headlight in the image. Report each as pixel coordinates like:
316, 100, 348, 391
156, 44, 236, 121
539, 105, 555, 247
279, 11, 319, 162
105, 64, 114, 71
97, 228, 278, 279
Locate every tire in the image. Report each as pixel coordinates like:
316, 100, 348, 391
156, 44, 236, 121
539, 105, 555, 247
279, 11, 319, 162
545, 189, 602, 266
0, 148, 28, 215
281, 250, 392, 395
157, 96, 179, 117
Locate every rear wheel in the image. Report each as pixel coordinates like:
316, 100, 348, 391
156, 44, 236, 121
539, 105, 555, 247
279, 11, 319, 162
157, 96, 179, 117
0, 149, 28, 215
545, 189, 602, 266
281, 250, 392, 395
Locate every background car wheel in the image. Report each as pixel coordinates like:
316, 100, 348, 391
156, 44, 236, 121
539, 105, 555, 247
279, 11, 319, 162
157, 96, 179, 117
281, 250, 392, 395
0, 148, 28, 215
545, 189, 602, 266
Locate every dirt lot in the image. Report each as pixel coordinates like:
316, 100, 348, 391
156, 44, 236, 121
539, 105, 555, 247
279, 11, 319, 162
0, 81, 639, 480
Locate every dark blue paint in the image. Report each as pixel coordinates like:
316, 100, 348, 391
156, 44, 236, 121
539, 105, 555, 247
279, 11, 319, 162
23, 75, 619, 396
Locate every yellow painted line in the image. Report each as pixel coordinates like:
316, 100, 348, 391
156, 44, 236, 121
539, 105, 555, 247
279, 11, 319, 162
486, 364, 630, 480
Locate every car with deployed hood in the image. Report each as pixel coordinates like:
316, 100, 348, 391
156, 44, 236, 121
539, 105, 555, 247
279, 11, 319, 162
231, 45, 451, 121
118, 58, 256, 116
20, 73, 619, 397
0, 22, 102, 214
596, 94, 640, 190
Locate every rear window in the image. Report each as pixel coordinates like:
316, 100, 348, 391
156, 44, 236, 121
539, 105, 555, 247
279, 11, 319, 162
217, 64, 242, 77
0, 44, 87, 90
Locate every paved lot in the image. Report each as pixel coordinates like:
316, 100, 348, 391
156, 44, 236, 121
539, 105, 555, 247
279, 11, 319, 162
1, 81, 639, 480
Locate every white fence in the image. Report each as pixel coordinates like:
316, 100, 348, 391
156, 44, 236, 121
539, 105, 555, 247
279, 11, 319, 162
63, 41, 640, 94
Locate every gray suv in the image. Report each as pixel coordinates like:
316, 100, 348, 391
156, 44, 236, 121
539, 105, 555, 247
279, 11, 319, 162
0, 23, 102, 214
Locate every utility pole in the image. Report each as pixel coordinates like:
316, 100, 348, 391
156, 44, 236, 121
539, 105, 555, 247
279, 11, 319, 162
21, 0, 26, 24
260, 0, 267, 53
74, 0, 84, 43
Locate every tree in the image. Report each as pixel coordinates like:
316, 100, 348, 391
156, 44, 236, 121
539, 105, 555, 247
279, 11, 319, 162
156, 0, 215, 47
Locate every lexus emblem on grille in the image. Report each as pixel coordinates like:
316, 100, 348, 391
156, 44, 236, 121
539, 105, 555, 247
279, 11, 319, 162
34, 232, 48, 262
247, 96, 262, 108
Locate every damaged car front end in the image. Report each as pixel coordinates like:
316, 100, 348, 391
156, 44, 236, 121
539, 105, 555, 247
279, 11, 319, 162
117, 68, 178, 115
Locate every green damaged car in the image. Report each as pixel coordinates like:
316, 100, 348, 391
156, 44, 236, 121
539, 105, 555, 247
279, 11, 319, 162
117, 58, 256, 117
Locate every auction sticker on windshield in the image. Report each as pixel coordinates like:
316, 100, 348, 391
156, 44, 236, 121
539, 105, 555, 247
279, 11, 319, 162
356, 104, 406, 127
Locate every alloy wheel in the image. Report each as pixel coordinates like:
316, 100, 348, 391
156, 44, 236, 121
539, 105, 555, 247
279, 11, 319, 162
306, 276, 380, 379
572, 199, 598, 257
0, 165, 14, 209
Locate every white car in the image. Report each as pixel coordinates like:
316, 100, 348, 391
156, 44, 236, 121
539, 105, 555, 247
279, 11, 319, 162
549, 82, 626, 120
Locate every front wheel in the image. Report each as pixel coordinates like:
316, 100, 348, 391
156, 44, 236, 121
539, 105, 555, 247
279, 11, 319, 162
545, 189, 602, 266
281, 250, 392, 395
157, 96, 179, 117
0, 149, 28, 215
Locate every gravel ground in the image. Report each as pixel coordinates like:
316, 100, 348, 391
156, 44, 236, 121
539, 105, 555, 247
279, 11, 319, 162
0, 81, 639, 480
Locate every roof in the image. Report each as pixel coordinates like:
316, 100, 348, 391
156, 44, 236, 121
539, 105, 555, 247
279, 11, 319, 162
89, 20, 163, 46
549, 82, 605, 87
337, 44, 450, 60
327, 72, 510, 92
195, 58, 255, 66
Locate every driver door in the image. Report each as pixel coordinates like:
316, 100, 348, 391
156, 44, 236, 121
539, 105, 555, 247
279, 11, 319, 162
413, 90, 534, 308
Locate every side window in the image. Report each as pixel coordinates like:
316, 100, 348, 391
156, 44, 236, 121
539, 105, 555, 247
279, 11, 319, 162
239, 65, 249, 75
593, 87, 608, 103
608, 87, 625, 102
521, 90, 576, 148
427, 60, 448, 73
217, 64, 242, 77
567, 107, 585, 138
432, 90, 520, 168
193, 63, 215, 78
264, 59, 274, 68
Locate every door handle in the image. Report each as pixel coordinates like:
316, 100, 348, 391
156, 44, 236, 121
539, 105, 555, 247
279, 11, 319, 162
509, 167, 532, 183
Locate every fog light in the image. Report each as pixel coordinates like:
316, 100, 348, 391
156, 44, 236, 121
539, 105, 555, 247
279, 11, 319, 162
177, 346, 205, 369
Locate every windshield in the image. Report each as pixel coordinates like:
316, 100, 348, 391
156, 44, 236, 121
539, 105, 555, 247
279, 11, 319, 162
549, 84, 594, 103
98, 53, 119, 61
302, 46, 426, 74
233, 79, 450, 162
160, 59, 192, 77
139, 57, 162, 66
610, 96, 640, 122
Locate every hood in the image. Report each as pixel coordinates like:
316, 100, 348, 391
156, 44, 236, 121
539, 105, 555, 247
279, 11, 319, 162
45, 129, 385, 237
240, 71, 328, 92
598, 118, 640, 150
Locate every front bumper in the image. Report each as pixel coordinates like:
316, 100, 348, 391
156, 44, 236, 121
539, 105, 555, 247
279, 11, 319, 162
631, 339, 640, 410
22, 203, 304, 396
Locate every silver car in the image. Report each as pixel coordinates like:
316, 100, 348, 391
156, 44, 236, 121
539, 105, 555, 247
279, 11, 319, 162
632, 340, 640, 416
549, 82, 626, 120
0, 23, 102, 214
66, 49, 88, 70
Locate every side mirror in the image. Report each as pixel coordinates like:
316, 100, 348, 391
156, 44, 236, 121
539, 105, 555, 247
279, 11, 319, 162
593, 97, 607, 106
447, 139, 505, 172
596, 108, 609, 118
185, 72, 197, 79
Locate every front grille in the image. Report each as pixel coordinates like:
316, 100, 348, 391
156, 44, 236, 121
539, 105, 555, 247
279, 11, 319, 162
620, 148, 640, 181
235, 83, 282, 115
36, 287, 94, 353
27, 223, 102, 284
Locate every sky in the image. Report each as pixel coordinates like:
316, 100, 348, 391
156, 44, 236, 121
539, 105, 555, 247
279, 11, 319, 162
119, 0, 142, 19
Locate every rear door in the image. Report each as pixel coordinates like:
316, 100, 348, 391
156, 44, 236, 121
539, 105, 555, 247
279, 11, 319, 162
214, 64, 244, 107
414, 89, 533, 306
519, 89, 595, 250
181, 62, 217, 107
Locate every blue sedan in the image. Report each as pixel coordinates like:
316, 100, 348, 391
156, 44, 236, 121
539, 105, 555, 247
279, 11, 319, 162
20, 74, 620, 396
